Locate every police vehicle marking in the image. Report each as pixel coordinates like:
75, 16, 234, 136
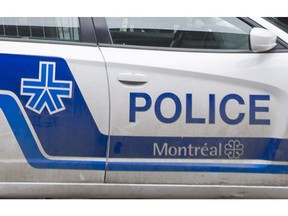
1, 53, 288, 174
21, 61, 73, 115
129, 92, 271, 125
0, 91, 105, 170
0, 53, 107, 158
3, 87, 288, 173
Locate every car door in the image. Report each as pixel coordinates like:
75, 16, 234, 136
0, 17, 109, 183
100, 17, 288, 186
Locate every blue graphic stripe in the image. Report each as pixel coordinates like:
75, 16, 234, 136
49, 90, 64, 109
108, 161, 288, 174
47, 64, 71, 88
22, 88, 43, 108
35, 91, 56, 112
108, 161, 266, 172
106, 134, 288, 173
23, 64, 47, 87
21, 61, 72, 114
109, 136, 288, 161
2, 91, 288, 173
23, 81, 45, 87
0, 93, 105, 170
49, 89, 71, 109
0, 54, 107, 158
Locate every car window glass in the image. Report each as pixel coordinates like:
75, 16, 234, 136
264, 17, 288, 33
0, 17, 80, 41
106, 17, 252, 50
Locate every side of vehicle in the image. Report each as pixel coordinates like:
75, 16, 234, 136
1, 17, 288, 198
0, 18, 109, 186
102, 17, 288, 190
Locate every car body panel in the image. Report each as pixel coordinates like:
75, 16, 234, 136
0, 41, 109, 183
102, 46, 288, 185
0, 17, 288, 197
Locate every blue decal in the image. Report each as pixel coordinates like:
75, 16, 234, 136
129, 92, 271, 125
0, 93, 105, 170
0, 54, 285, 174
0, 54, 107, 158
250, 95, 270, 125
129, 92, 151, 122
209, 94, 215, 124
109, 136, 288, 161
155, 93, 182, 123
21, 61, 72, 115
186, 94, 205, 124
219, 94, 245, 125
108, 136, 288, 174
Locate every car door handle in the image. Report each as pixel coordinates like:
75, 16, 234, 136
117, 73, 148, 84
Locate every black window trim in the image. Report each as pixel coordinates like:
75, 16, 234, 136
92, 17, 112, 44
79, 17, 97, 44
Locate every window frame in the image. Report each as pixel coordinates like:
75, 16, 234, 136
0, 17, 97, 46
95, 17, 288, 53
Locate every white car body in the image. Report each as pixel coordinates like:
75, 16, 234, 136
0, 17, 288, 198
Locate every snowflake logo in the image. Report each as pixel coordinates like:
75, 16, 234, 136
224, 140, 244, 159
20, 61, 73, 115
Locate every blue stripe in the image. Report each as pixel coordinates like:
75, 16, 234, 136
47, 64, 71, 88
0, 93, 105, 170
107, 161, 288, 174
109, 136, 288, 161
0, 54, 107, 158
108, 161, 269, 173
3, 92, 288, 173
49, 89, 71, 109
22, 88, 43, 108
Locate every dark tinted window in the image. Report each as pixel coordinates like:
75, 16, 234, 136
265, 17, 288, 33
106, 17, 252, 50
0, 17, 80, 41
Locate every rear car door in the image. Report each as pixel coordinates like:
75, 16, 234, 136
100, 17, 288, 186
0, 17, 109, 183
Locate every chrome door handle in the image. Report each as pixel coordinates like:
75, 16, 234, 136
117, 73, 148, 84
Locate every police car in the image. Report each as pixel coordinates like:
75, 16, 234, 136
0, 17, 288, 198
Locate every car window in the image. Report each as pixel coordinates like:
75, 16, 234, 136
106, 17, 252, 50
0, 17, 80, 41
264, 17, 288, 33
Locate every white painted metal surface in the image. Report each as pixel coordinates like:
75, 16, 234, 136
0, 17, 288, 198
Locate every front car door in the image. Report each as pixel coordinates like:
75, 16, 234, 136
100, 17, 288, 187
